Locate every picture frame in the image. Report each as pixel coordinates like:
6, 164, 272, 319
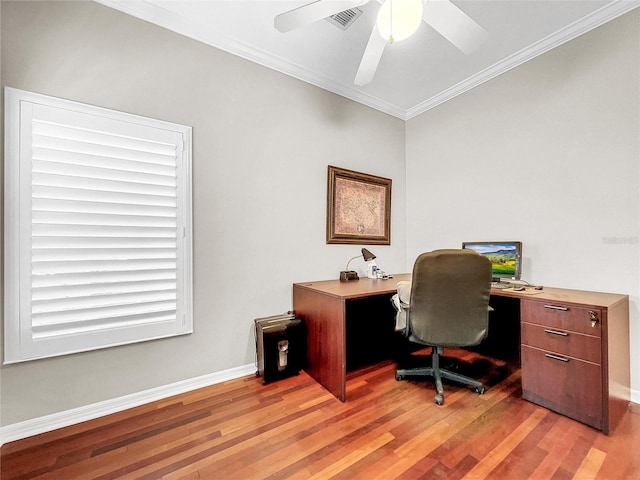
326, 165, 391, 245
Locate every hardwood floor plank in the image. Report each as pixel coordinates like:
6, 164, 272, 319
594, 403, 640, 479
225, 406, 405, 478
572, 447, 606, 480
2, 349, 638, 480
424, 454, 478, 480
557, 425, 599, 476
390, 373, 522, 472
430, 383, 529, 470
113, 395, 335, 479
530, 419, 587, 480
392, 455, 442, 480
460, 408, 548, 479
198, 405, 395, 478
148, 395, 342, 478
307, 432, 396, 479
486, 411, 556, 480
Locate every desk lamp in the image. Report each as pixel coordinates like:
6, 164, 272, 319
362, 248, 378, 278
340, 248, 376, 282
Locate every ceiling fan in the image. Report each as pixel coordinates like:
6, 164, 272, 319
274, 0, 488, 86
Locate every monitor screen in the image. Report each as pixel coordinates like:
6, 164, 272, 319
462, 241, 522, 281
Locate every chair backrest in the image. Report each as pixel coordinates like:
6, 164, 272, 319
407, 249, 492, 347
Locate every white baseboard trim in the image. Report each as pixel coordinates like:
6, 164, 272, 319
631, 388, 640, 405
0, 362, 256, 446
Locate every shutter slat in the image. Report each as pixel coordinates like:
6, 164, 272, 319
32, 290, 177, 314
32, 301, 177, 327
32, 311, 177, 339
31, 279, 177, 301
32, 158, 176, 187
32, 132, 177, 165
33, 198, 176, 218
32, 224, 177, 237
32, 259, 177, 275
32, 211, 177, 228
33, 185, 177, 207
32, 247, 177, 262
33, 172, 177, 197
31, 269, 177, 288
32, 146, 177, 175
32, 119, 177, 156
32, 237, 177, 249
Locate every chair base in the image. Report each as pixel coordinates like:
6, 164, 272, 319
395, 347, 485, 405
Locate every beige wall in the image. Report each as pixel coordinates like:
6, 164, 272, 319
0, 1, 407, 426
406, 10, 640, 401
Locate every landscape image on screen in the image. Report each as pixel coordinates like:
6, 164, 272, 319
468, 243, 517, 276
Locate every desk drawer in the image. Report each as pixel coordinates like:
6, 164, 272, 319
521, 345, 602, 429
521, 322, 601, 364
521, 301, 602, 337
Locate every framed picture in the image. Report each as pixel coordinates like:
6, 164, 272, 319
326, 166, 391, 245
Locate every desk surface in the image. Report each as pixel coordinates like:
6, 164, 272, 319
294, 275, 627, 308
293, 273, 411, 300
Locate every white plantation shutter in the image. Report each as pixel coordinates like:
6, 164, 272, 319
4, 88, 193, 363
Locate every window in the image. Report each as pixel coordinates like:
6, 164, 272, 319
4, 88, 193, 363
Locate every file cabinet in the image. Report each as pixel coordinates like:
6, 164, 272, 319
520, 292, 629, 434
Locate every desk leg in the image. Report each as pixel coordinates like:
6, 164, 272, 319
293, 286, 346, 401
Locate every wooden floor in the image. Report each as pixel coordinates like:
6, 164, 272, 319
2, 349, 639, 480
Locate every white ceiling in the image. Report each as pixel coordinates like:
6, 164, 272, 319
97, 0, 640, 120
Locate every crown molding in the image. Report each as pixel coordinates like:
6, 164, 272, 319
405, 0, 640, 119
96, 0, 640, 121
95, 0, 408, 118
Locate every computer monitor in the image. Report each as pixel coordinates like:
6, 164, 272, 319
462, 241, 522, 282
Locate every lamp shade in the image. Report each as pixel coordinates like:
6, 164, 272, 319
361, 248, 376, 262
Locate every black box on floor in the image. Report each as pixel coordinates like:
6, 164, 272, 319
255, 313, 306, 385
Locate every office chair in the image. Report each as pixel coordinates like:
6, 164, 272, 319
395, 249, 492, 405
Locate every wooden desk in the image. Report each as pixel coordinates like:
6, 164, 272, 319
292, 276, 629, 433
292, 274, 411, 403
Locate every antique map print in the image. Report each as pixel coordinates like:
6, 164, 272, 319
334, 177, 386, 237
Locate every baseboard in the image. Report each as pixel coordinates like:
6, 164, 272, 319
0, 362, 256, 446
631, 387, 640, 405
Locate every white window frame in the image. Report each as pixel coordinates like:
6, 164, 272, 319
4, 87, 193, 363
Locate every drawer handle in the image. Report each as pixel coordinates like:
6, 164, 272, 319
544, 329, 569, 337
545, 353, 570, 362
544, 305, 569, 311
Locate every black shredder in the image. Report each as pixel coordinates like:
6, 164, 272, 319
255, 313, 306, 385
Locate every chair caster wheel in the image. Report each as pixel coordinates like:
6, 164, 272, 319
475, 386, 485, 394
434, 394, 444, 405
395, 374, 403, 381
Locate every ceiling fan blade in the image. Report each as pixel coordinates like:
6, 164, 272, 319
423, 0, 487, 55
275, 0, 368, 33
354, 26, 387, 86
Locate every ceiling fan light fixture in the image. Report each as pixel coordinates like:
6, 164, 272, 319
376, 0, 424, 43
